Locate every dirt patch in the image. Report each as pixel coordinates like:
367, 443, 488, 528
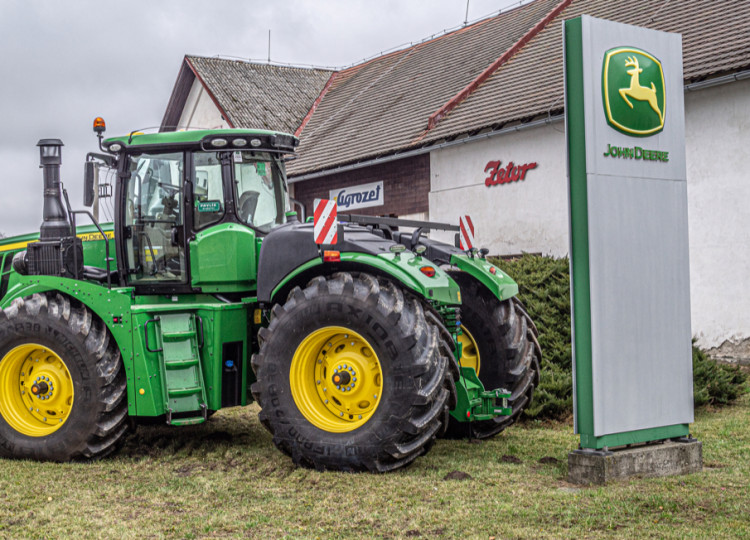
539, 456, 560, 465
174, 464, 196, 477
501, 455, 522, 464
443, 470, 472, 481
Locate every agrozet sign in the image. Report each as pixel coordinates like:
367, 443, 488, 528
330, 180, 384, 211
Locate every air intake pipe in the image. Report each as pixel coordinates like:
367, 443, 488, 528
37, 139, 72, 240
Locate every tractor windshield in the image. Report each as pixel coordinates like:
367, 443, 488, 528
233, 151, 289, 233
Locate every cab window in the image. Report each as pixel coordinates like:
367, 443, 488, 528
193, 152, 225, 230
123, 152, 186, 283
233, 151, 289, 233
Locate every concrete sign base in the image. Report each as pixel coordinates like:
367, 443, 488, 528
568, 439, 702, 485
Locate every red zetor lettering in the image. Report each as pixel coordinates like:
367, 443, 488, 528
519, 162, 538, 180
500, 162, 514, 184
484, 160, 501, 186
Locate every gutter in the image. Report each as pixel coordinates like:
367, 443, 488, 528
290, 67, 750, 184
684, 68, 750, 92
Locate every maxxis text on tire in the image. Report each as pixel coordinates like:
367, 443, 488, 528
444, 271, 541, 439
0, 293, 129, 460
251, 272, 454, 472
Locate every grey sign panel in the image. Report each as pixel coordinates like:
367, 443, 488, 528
587, 174, 693, 434
578, 16, 693, 437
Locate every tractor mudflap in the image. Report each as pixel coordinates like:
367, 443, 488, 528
450, 367, 512, 422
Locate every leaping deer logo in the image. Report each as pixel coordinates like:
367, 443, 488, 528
618, 56, 663, 122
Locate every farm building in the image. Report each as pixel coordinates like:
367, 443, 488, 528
161, 0, 750, 361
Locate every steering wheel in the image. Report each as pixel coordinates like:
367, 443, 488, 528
238, 191, 260, 224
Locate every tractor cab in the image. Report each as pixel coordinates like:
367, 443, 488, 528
87, 124, 298, 293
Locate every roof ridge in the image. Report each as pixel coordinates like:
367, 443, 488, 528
186, 54, 336, 73
295, 71, 341, 137
420, 0, 573, 136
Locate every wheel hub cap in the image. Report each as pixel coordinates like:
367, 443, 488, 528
290, 326, 383, 433
0, 344, 74, 437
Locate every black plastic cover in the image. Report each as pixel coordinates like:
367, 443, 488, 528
257, 221, 398, 303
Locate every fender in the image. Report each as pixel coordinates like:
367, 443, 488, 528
270, 251, 461, 306
449, 254, 519, 301
257, 219, 461, 305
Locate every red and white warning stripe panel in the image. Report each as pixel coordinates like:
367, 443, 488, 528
313, 199, 338, 245
459, 215, 474, 250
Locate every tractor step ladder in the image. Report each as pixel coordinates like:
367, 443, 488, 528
150, 312, 208, 426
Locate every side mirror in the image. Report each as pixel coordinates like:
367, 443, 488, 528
84, 161, 97, 207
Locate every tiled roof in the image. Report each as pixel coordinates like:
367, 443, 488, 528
185, 56, 334, 134
289, 0, 750, 176
288, 0, 563, 176
423, 0, 750, 143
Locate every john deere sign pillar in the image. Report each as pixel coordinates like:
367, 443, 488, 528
564, 15, 701, 483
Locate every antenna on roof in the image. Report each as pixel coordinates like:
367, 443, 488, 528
267, 29, 271, 63
464, 0, 470, 25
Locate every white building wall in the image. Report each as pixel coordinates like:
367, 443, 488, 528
685, 79, 750, 352
430, 79, 750, 357
429, 123, 568, 256
177, 79, 230, 130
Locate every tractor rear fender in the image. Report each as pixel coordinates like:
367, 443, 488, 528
449, 254, 519, 302
257, 220, 460, 305
268, 252, 461, 306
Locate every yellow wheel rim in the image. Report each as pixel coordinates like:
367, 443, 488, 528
290, 326, 383, 433
0, 344, 74, 437
458, 327, 481, 375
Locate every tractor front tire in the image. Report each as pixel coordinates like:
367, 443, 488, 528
251, 272, 453, 472
445, 271, 541, 439
0, 293, 129, 461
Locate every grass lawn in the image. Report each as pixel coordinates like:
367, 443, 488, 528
1, 393, 748, 539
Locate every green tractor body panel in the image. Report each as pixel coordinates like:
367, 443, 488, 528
104, 128, 286, 148
0, 223, 116, 298
190, 223, 258, 293
0, 274, 253, 418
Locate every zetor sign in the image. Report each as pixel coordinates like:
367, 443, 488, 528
484, 160, 537, 187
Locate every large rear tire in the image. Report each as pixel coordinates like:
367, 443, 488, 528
445, 271, 541, 439
251, 272, 454, 472
0, 293, 129, 460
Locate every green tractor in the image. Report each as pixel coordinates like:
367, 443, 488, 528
0, 120, 540, 472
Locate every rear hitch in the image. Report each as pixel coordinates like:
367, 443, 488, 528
451, 367, 512, 422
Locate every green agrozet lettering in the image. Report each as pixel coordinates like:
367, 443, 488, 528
603, 143, 669, 162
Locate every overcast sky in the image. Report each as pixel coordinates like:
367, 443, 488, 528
0, 0, 526, 236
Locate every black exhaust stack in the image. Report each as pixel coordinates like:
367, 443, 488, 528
14, 139, 83, 278
38, 139, 71, 240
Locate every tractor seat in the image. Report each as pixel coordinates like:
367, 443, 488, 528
82, 265, 118, 283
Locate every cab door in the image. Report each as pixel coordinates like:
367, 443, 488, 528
189, 151, 258, 293
121, 151, 192, 294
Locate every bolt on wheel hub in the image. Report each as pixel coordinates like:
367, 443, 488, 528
290, 326, 383, 433
0, 344, 74, 436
